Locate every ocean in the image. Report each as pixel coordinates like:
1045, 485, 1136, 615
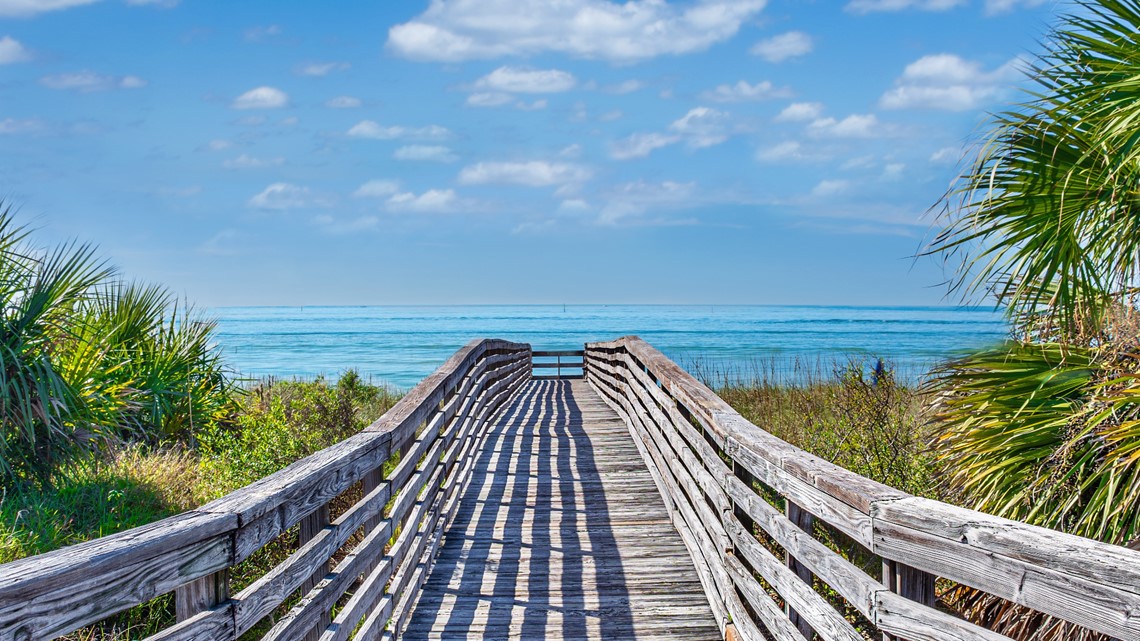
210, 305, 1008, 390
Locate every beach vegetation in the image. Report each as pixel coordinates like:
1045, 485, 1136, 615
925, 2, 1140, 638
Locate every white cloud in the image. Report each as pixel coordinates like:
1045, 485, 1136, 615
223, 154, 285, 169
474, 66, 576, 93
841, 155, 877, 170
517, 99, 548, 111
882, 162, 905, 180
295, 61, 349, 77
929, 146, 960, 163
387, 189, 459, 213
393, 144, 459, 163
811, 179, 850, 197
0, 36, 30, 64
353, 179, 401, 198
560, 144, 582, 158
606, 80, 643, 94
776, 102, 823, 122
599, 109, 622, 121
750, 31, 812, 63
0, 117, 46, 134
807, 114, 884, 138
203, 139, 232, 151
244, 25, 282, 41
984, 0, 1046, 14
880, 54, 1020, 111
325, 96, 362, 109
0, 0, 97, 17
669, 107, 730, 148
756, 140, 806, 162
387, 0, 766, 63
845, 0, 965, 13
610, 132, 679, 160
40, 71, 146, 92
458, 160, 591, 187
314, 214, 380, 234
559, 199, 592, 213
702, 80, 791, 103
232, 86, 288, 109
467, 92, 513, 107
248, 183, 311, 210
347, 120, 451, 140
599, 180, 696, 225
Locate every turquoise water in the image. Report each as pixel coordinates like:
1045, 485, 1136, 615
211, 305, 1008, 390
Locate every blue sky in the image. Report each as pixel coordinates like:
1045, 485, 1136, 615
0, 0, 1059, 307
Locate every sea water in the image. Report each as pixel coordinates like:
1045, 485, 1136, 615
211, 305, 1007, 390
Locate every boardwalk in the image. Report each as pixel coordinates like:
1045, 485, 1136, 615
403, 379, 721, 640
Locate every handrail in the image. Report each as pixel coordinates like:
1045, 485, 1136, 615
531, 349, 585, 380
585, 336, 1140, 641
0, 338, 531, 641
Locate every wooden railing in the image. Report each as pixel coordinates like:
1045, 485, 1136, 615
0, 339, 530, 641
585, 336, 1140, 641
530, 349, 585, 380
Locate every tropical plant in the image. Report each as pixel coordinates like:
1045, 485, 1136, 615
924, 2, 1140, 639
0, 204, 234, 489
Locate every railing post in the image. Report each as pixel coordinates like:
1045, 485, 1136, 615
786, 501, 815, 639
300, 503, 332, 641
175, 569, 229, 622
882, 559, 936, 641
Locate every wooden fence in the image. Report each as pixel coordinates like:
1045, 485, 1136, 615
585, 336, 1140, 641
0, 339, 530, 641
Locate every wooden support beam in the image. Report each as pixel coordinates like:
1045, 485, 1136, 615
882, 559, 936, 641
786, 501, 816, 640
174, 569, 229, 622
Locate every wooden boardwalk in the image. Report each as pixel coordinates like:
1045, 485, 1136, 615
403, 379, 721, 640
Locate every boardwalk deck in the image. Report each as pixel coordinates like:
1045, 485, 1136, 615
402, 379, 721, 641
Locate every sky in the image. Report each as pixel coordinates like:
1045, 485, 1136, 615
0, 0, 1061, 307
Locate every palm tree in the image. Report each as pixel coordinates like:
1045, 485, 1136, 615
925, 2, 1140, 639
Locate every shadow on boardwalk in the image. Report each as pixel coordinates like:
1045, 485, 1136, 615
403, 380, 718, 641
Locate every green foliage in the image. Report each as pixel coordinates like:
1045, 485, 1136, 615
925, 1, 1140, 341
713, 358, 933, 497
0, 206, 234, 489
196, 371, 399, 499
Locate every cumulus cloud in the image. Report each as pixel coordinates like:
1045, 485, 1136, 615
325, 96, 362, 108
984, 0, 1047, 13
845, 0, 965, 13
701, 80, 791, 103
202, 139, 232, 151
807, 114, 885, 138
0, 0, 98, 17
474, 66, 576, 93
0, 117, 46, 134
347, 120, 451, 140
244, 25, 282, 42
387, 189, 459, 213
248, 183, 311, 210
41, 71, 146, 92
929, 146, 960, 163
458, 160, 591, 187
222, 154, 285, 169
0, 36, 30, 64
394, 144, 459, 163
295, 61, 349, 77
776, 102, 824, 122
598, 180, 696, 225
750, 31, 812, 63
232, 86, 288, 109
756, 141, 808, 162
466, 92, 513, 107
353, 179, 401, 198
605, 80, 643, 94
811, 179, 850, 197
387, 0, 766, 63
668, 107, 730, 148
880, 53, 1020, 111
610, 132, 680, 160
